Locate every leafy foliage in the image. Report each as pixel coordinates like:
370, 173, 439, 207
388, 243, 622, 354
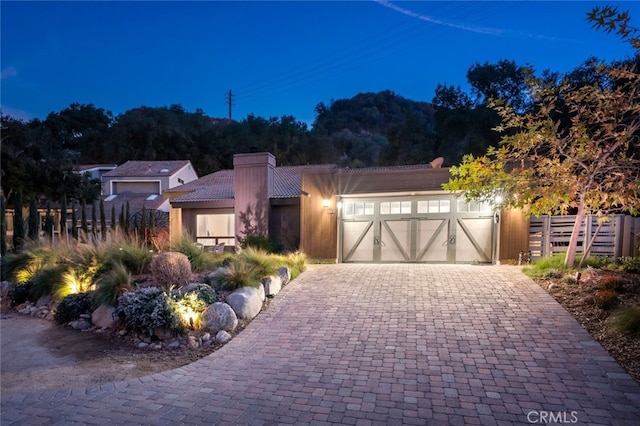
7, 281, 35, 307
93, 261, 133, 307
54, 292, 94, 325
444, 8, 640, 267
114, 287, 183, 336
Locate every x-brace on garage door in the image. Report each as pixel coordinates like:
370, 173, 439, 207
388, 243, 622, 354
339, 195, 496, 263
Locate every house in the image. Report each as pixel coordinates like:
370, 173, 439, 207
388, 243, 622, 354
165, 152, 530, 263
101, 160, 198, 221
77, 164, 118, 181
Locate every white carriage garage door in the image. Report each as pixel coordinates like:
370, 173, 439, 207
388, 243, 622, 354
339, 195, 496, 263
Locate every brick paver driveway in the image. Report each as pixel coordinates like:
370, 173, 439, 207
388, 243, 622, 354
2, 264, 640, 425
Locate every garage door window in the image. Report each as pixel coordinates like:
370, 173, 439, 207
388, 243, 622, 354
417, 199, 450, 214
343, 201, 374, 216
380, 201, 411, 215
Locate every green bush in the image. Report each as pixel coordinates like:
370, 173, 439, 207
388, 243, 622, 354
209, 260, 262, 291
94, 261, 132, 307
610, 306, 640, 335
54, 292, 94, 325
619, 256, 640, 274
237, 247, 280, 278
174, 283, 217, 305
8, 281, 35, 307
150, 251, 192, 288
114, 287, 183, 336
117, 243, 153, 275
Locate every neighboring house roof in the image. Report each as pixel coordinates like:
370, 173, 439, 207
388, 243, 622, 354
102, 193, 168, 217
103, 160, 192, 177
77, 164, 118, 172
337, 164, 433, 174
166, 164, 337, 203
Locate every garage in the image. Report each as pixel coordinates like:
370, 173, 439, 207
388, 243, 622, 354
339, 194, 497, 263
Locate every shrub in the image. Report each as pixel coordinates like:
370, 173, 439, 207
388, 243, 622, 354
94, 261, 133, 307
115, 287, 183, 336
610, 306, 640, 335
8, 281, 35, 307
174, 283, 217, 305
54, 292, 94, 325
283, 251, 307, 279
209, 260, 262, 291
32, 264, 68, 301
619, 256, 640, 274
597, 274, 625, 291
171, 235, 210, 271
167, 291, 209, 330
150, 252, 192, 288
117, 243, 153, 275
237, 247, 280, 278
593, 289, 619, 310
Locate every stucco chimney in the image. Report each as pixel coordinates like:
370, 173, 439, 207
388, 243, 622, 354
233, 152, 275, 243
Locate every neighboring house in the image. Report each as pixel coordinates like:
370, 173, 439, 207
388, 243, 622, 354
165, 152, 525, 263
101, 160, 198, 221
77, 164, 118, 181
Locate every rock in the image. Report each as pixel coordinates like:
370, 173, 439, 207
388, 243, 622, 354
263, 275, 282, 297
216, 330, 232, 344
1, 281, 10, 297
137, 342, 149, 349
19, 306, 31, 315
92, 304, 117, 329
277, 267, 291, 286
70, 319, 91, 330
79, 314, 91, 319
201, 332, 211, 342
150, 343, 163, 350
187, 335, 199, 348
547, 283, 559, 291
36, 295, 52, 308
118, 329, 129, 337
167, 340, 181, 349
202, 302, 238, 333
226, 285, 264, 320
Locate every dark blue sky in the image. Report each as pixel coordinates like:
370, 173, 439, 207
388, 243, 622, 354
2, 1, 639, 125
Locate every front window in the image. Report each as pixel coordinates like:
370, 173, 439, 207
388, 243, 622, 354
196, 214, 235, 247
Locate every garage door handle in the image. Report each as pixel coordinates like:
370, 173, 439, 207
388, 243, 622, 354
449, 235, 456, 245
374, 236, 380, 245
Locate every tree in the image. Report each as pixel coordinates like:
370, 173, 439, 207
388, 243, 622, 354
12, 190, 25, 251
1, 195, 7, 256
44, 202, 54, 241
28, 196, 39, 241
60, 195, 67, 243
71, 200, 78, 240
444, 6, 640, 267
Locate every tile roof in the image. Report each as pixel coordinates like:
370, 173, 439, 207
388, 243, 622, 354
103, 160, 192, 177
165, 170, 235, 202
167, 164, 337, 202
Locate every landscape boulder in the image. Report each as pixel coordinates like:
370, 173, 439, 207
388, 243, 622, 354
202, 302, 238, 333
226, 285, 264, 320
277, 267, 291, 286
92, 304, 117, 329
263, 275, 282, 297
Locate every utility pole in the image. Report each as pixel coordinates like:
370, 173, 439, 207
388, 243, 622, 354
225, 89, 233, 120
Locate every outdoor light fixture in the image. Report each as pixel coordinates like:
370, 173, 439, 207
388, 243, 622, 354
322, 199, 331, 208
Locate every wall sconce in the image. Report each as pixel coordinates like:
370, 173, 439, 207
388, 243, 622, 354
322, 199, 331, 208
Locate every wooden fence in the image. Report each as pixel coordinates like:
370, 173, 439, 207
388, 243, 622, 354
528, 214, 640, 260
